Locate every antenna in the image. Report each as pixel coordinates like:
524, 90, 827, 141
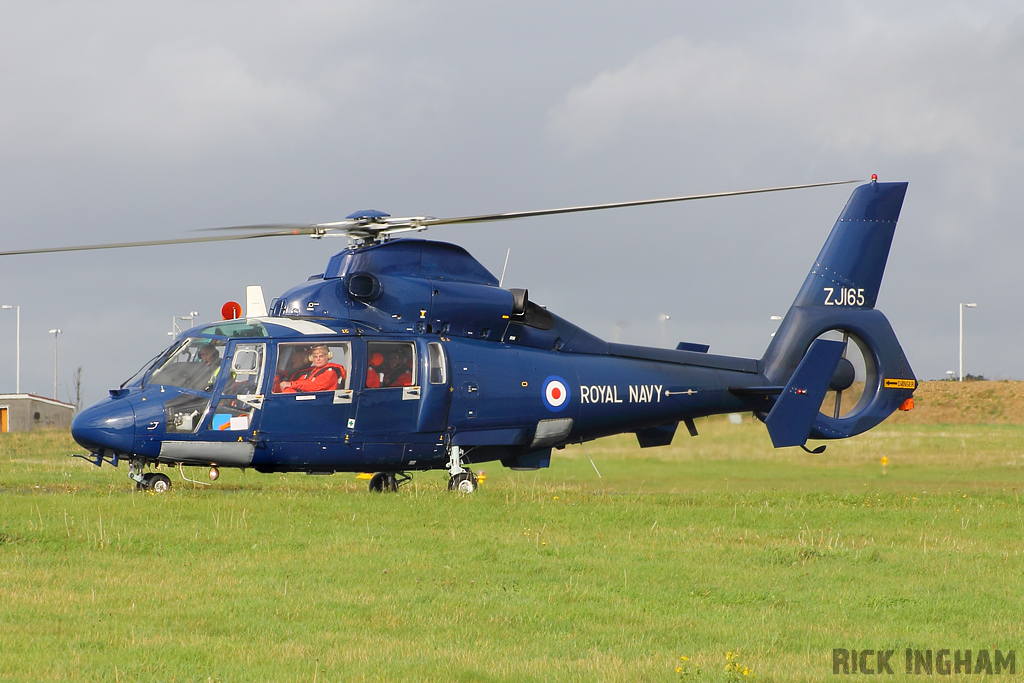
499, 248, 511, 288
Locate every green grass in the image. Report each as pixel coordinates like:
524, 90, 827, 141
2, 419, 1024, 682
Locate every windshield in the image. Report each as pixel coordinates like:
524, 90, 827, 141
120, 349, 166, 389
145, 338, 227, 392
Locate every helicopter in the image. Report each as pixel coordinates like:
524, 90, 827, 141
2, 177, 916, 494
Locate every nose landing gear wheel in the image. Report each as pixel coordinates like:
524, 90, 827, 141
137, 472, 172, 493
150, 473, 172, 493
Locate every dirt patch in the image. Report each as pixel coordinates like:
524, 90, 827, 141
887, 380, 1024, 425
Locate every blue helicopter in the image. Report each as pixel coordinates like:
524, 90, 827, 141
5, 178, 916, 493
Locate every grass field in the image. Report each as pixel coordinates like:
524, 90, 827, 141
3, 398, 1024, 681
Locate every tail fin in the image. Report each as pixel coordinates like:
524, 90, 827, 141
790, 180, 907, 310
760, 180, 915, 442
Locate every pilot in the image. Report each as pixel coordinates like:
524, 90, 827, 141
279, 345, 345, 393
197, 343, 222, 390
198, 343, 220, 366
382, 346, 413, 387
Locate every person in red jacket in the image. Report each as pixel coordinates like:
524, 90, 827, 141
279, 345, 345, 393
365, 352, 384, 388
383, 346, 413, 387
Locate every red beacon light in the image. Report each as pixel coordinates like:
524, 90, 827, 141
871, 173, 878, 182
221, 301, 243, 320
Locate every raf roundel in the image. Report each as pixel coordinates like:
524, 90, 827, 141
542, 376, 571, 412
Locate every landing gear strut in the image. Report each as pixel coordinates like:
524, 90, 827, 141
446, 445, 478, 493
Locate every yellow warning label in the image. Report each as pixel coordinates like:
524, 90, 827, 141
884, 378, 917, 390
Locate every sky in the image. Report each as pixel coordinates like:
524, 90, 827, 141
0, 1, 1021, 407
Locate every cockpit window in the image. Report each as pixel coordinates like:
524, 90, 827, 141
146, 338, 227, 392
222, 343, 266, 397
273, 342, 351, 393
206, 342, 267, 433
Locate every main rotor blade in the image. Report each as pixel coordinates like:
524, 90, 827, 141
0, 227, 321, 256
418, 179, 860, 227
0, 178, 860, 256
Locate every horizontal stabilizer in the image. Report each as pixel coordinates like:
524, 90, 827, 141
675, 341, 710, 353
764, 339, 845, 448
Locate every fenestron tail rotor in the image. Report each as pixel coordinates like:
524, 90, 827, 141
833, 332, 849, 419
0, 179, 859, 256
819, 330, 868, 421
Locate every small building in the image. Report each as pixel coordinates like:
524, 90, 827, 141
0, 394, 75, 432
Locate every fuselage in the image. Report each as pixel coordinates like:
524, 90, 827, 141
71, 315, 770, 474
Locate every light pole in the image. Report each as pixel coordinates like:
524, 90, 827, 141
48, 328, 61, 399
959, 302, 978, 382
169, 311, 199, 337
1, 305, 19, 393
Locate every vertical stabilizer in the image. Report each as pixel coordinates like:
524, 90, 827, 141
758, 180, 915, 443
791, 181, 908, 310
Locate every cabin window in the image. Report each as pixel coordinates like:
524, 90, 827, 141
428, 342, 446, 385
272, 342, 351, 393
146, 338, 227, 392
366, 342, 416, 388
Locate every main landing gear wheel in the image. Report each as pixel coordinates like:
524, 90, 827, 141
137, 472, 172, 493
368, 472, 410, 493
448, 471, 478, 493
445, 445, 478, 493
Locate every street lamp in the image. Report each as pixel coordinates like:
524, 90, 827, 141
48, 328, 61, 399
1, 305, 19, 394
169, 311, 199, 336
959, 302, 978, 382
658, 313, 671, 347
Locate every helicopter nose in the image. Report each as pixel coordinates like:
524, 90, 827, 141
71, 397, 137, 456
